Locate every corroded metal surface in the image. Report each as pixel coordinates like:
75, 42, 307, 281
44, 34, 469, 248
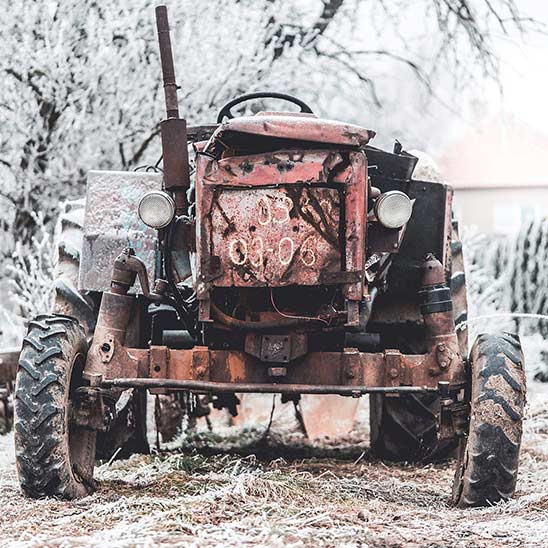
209, 186, 341, 286
195, 149, 367, 293
202, 150, 348, 186
102, 345, 466, 390
80, 171, 161, 293
212, 113, 375, 147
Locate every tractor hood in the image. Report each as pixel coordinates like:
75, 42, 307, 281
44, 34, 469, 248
212, 112, 375, 148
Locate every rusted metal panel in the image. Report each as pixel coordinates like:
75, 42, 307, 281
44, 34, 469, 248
195, 149, 368, 293
150, 346, 168, 379
80, 171, 161, 293
442, 184, 454, 276
208, 186, 341, 287
105, 346, 466, 390
244, 333, 308, 362
367, 223, 401, 253
213, 113, 375, 147
202, 150, 346, 186
343, 152, 368, 300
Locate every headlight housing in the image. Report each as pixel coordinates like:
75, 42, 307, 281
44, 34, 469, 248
138, 191, 175, 229
374, 191, 413, 229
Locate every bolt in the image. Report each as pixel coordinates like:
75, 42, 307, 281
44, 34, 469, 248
440, 361, 448, 369
389, 368, 398, 378
438, 343, 446, 352
392, 243, 398, 249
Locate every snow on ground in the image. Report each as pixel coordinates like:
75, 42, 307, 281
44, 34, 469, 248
0, 336, 547, 548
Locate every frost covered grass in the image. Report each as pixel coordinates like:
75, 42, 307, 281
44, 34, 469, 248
0, 335, 547, 548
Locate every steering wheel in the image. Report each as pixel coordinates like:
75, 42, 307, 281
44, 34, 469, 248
216, 92, 314, 123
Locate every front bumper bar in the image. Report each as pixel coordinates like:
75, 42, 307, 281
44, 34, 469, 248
92, 344, 465, 395
100, 377, 438, 395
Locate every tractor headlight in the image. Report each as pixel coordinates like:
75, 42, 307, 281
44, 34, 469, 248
138, 191, 175, 229
374, 191, 413, 229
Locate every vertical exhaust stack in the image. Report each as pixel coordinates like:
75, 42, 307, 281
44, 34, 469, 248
155, 5, 190, 214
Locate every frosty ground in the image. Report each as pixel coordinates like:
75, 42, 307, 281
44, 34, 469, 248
0, 337, 547, 548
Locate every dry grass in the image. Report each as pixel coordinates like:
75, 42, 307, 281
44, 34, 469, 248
1, 337, 548, 547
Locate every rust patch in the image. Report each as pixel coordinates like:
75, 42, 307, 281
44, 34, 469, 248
208, 186, 341, 287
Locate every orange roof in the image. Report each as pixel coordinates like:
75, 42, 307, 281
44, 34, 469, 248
437, 114, 548, 189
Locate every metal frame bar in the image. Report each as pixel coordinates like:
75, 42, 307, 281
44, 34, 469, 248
100, 377, 438, 395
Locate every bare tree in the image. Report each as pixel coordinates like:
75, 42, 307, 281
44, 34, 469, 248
0, 0, 539, 249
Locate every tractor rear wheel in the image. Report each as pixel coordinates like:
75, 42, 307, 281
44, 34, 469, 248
369, 392, 458, 462
452, 333, 525, 507
14, 315, 97, 499
369, 220, 467, 462
52, 199, 97, 333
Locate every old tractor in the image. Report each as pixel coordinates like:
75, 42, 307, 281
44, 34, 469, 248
13, 6, 526, 506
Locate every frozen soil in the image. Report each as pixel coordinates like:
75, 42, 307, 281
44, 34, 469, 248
2, 390, 548, 548
1, 343, 548, 547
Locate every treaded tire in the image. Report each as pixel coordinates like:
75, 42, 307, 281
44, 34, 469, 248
52, 199, 96, 334
452, 333, 526, 507
369, 217, 467, 462
369, 392, 458, 462
14, 315, 97, 499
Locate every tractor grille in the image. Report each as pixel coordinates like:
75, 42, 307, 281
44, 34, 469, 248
208, 185, 341, 287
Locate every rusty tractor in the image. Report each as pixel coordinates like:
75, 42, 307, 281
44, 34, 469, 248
13, 6, 526, 506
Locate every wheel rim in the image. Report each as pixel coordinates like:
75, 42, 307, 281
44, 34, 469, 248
67, 352, 96, 486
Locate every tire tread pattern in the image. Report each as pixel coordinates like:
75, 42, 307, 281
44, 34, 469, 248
452, 333, 525, 507
14, 315, 96, 499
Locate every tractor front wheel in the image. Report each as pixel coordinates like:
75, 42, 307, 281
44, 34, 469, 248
14, 315, 97, 499
452, 333, 526, 507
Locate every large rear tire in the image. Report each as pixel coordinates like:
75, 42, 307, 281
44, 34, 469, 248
452, 333, 525, 507
14, 315, 97, 499
369, 219, 467, 462
52, 199, 96, 333
369, 392, 458, 462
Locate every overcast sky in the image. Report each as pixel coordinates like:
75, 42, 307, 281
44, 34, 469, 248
458, 0, 548, 138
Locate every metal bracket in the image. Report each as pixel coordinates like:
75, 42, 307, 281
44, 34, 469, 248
72, 387, 111, 432
191, 348, 210, 381
98, 336, 115, 364
150, 346, 169, 379
384, 349, 406, 389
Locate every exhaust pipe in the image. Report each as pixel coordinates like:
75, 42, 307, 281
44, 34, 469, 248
155, 5, 190, 214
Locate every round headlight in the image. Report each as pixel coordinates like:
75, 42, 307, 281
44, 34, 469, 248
138, 191, 175, 229
374, 191, 413, 229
